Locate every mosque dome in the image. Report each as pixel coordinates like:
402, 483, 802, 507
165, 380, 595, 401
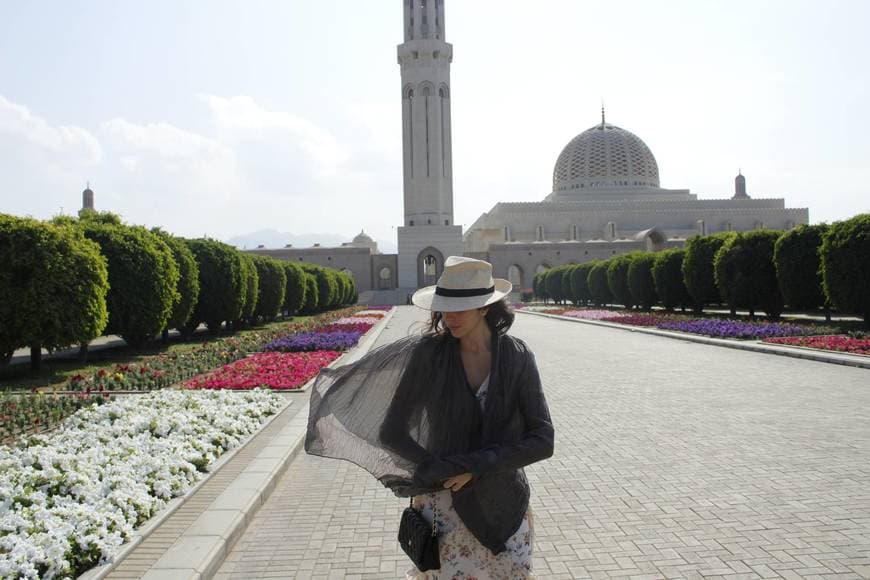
552, 114, 660, 193
353, 230, 374, 244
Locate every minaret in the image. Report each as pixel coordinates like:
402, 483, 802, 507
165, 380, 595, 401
396, 0, 463, 288
82, 182, 95, 210
733, 170, 750, 199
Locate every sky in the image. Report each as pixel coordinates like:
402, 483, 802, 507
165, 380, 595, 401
1, 0, 868, 246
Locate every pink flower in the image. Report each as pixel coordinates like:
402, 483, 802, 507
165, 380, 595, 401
184, 351, 342, 390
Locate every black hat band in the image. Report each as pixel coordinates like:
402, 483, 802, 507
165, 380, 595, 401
434, 285, 495, 298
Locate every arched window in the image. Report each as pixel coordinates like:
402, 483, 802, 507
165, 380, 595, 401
535, 264, 549, 275
378, 266, 392, 289
422, 254, 438, 285
507, 265, 523, 288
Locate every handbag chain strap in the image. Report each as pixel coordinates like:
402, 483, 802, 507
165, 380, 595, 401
410, 496, 438, 537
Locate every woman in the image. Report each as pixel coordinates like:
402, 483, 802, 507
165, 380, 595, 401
306, 256, 554, 578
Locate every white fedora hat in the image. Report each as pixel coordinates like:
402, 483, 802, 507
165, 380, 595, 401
411, 256, 512, 312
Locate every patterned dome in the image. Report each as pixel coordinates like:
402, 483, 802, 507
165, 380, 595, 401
353, 230, 374, 244
552, 120, 659, 192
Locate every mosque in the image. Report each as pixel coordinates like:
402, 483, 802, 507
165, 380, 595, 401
235, 1, 810, 301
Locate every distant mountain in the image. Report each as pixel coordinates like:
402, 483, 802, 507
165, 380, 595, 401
226, 229, 397, 254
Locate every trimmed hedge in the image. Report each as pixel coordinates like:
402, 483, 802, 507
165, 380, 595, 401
714, 230, 784, 319
300, 273, 320, 314
588, 261, 612, 306
152, 228, 200, 331
627, 253, 658, 311
238, 253, 259, 325
185, 238, 246, 332
532, 272, 549, 302
560, 266, 576, 304
252, 256, 287, 322
773, 224, 829, 311
569, 263, 594, 306
820, 213, 870, 322
544, 267, 567, 304
281, 261, 307, 314
82, 223, 179, 348
652, 248, 691, 310
0, 215, 109, 366
682, 232, 734, 312
606, 253, 636, 309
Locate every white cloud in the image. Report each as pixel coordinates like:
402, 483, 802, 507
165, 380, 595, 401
200, 94, 348, 173
0, 94, 102, 177
100, 117, 241, 201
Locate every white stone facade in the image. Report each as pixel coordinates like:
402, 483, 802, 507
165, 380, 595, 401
248, 2, 809, 304
463, 115, 809, 293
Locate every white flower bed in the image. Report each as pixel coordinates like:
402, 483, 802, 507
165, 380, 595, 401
0, 389, 283, 579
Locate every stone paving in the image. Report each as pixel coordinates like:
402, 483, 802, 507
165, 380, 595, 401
216, 306, 870, 579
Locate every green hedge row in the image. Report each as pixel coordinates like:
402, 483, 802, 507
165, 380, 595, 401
0, 212, 357, 368
532, 213, 870, 322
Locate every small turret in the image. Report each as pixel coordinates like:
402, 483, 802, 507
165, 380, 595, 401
733, 170, 749, 199
82, 182, 95, 210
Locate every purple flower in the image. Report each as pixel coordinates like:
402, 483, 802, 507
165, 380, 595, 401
263, 331, 363, 352
656, 319, 811, 339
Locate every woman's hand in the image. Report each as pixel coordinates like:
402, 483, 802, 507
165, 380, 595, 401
443, 472, 473, 492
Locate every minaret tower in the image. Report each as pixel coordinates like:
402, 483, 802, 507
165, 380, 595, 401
733, 170, 750, 199
396, 0, 464, 289
82, 182, 95, 211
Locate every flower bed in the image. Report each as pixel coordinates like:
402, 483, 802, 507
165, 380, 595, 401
562, 309, 627, 320
656, 319, 818, 339
0, 392, 110, 443
0, 389, 283, 579
262, 331, 363, 353
333, 316, 384, 325
183, 351, 342, 390
606, 314, 685, 327
764, 335, 870, 356
46, 307, 364, 393
321, 322, 374, 334
354, 310, 387, 318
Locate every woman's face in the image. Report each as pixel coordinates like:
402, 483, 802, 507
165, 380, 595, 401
442, 308, 487, 339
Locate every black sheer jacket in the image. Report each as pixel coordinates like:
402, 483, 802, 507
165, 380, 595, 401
305, 330, 554, 555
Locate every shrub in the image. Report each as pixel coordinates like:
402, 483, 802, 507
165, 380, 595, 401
544, 267, 567, 304
560, 266, 576, 304
152, 229, 200, 332
82, 223, 179, 348
238, 253, 259, 325
588, 261, 612, 306
627, 253, 659, 310
652, 248, 691, 310
252, 256, 287, 322
185, 238, 246, 332
281, 261, 307, 314
606, 253, 637, 309
300, 273, 320, 314
773, 224, 829, 311
568, 263, 592, 306
533, 272, 549, 302
714, 230, 784, 319
820, 213, 870, 322
0, 216, 109, 368
520, 290, 534, 303
682, 232, 735, 312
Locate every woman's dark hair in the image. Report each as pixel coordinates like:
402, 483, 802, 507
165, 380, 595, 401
426, 298, 514, 336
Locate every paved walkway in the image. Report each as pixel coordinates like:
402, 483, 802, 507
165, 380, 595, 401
217, 306, 870, 579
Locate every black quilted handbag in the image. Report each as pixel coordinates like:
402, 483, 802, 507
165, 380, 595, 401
398, 498, 440, 571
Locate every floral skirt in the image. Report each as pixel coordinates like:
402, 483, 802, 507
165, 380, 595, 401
405, 490, 534, 580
